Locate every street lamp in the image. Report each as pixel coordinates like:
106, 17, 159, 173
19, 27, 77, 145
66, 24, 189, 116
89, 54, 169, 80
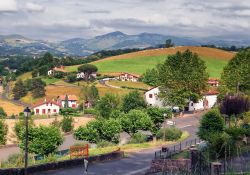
163, 113, 167, 141
23, 107, 31, 175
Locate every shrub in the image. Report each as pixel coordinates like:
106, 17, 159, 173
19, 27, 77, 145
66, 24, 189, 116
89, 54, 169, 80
122, 91, 146, 113
60, 108, 79, 117
225, 127, 247, 140
19, 126, 63, 156
74, 120, 102, 143
0, 120, 8, 145
243, 112, 250, 124
129, 132, 147, 144
146, 107, 172, 129
97, 140, 115, 148
84, 108, 97, 115
197, 109, 224, 141
51, 118, 61, 127
14, 119, 34, 140
100, 118, 121, 143
61, 116, 73, 133
156, 127, 182, 141
0, 107, 7, 118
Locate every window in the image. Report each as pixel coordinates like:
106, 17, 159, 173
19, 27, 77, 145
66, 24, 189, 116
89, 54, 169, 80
72, 104, 76, 108
36, 109, 39, 114
149, 94, 153, 98
42, 109, 46, 114
53, 109, 57, 113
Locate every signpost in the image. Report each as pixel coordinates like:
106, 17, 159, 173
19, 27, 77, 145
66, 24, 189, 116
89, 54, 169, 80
70, 145, 89, 159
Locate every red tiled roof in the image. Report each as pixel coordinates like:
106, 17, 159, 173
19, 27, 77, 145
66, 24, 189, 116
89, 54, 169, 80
32, 99, 61, 108
59, 95, 78, 101
118, 72, 140, 78
203, 89, 219, 95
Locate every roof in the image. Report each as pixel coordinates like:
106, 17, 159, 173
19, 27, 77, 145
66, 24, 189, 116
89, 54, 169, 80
144, 87, 160, 94
59, 95, 78, 101
203, 89, 219, 95
118, 72, 140, 78
33, 99, 61, 108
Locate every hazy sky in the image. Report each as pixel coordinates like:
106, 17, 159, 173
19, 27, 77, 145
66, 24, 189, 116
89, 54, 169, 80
0, 0, 250, 41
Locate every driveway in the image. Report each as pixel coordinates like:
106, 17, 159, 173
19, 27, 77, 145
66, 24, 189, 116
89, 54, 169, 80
34, 112, 203, 175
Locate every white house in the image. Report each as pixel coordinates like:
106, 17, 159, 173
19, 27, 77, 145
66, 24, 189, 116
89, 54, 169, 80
48, 70, 53, 76
188, 90, 219, 112
33, 100, 61, 115
48, 66, 67, 76
59, 95, 78, 108
208, 78, 219, 87
144, 87, 164, 107
117, 73, 139, 82
77, 72, 85, 79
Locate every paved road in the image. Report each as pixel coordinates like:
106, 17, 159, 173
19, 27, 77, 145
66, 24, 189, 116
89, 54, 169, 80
34, 112, 202, 175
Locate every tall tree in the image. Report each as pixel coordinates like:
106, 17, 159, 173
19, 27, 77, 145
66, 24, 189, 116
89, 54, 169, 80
80, 85, 99, 106
12, 79, 27, 100
78, 64, 98, 81
31, 78, 46, 98
64, 95, 69, 108
158, 50, 209, 108
221, 50, 250, 95
122, 91, 146, 113
142, 68, 159, 86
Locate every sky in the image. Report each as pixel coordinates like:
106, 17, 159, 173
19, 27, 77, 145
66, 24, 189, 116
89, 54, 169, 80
0, 0, 250, 41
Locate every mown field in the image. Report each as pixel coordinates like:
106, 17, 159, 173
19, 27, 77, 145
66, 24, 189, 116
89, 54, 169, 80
0, 99, 24, 116
66, 46, 235, 78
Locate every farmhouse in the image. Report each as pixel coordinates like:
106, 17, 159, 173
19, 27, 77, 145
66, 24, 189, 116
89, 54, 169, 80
117, 72, 140, 82
48, 66, 67, 76
33, 99, 61, 115
188, 89, 219, 111
58, 95, 78, 108
76, 72, 97, 79
144, 87, 219, 112
208, 78, 219, 87
144, 87, 163, 107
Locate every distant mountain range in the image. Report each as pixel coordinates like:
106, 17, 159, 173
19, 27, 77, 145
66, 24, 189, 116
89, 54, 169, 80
1, 31, 250, 56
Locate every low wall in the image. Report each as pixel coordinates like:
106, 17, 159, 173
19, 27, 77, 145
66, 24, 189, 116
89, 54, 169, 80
0, 150, 124, 175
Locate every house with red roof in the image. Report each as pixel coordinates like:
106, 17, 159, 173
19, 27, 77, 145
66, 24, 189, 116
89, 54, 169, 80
117, 72, 140, 82
58, 95, 78, 108
208, 78, 219, 87
33, 99, 61, 115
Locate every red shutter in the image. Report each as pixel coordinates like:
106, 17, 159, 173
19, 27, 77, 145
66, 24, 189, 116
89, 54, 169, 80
149, 94, 153, 98
42, 109, 46, 114
53, 109, 57, 113
36, 109, 39, 114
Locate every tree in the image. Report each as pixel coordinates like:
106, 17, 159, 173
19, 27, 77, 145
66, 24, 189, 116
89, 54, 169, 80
122, 91, 146, 113
100, 118, 121, 143
38, 65, 49, 76
219, 94, 250, 126
197, 110, 224, 141
14, 119, 34, 140
0, 107, 7, 118
12, 79, 27, 100
53, 71, 65, 79
0, 120, 8, 145
67, 73, 77, 83
80, 85, 99, 107
96, 93, 120, 118
78, 64, 98, 81
19, 126, 63, 156
64, 95, 69, 108
146, 107, 172, 129
142, 68, 159, 86
31, 78, 46, 98
165, 39, 174, 48
125, 109, 153, 133
221, 50, 250, 94
61, 116, 73, 133
158, 50, 209, 109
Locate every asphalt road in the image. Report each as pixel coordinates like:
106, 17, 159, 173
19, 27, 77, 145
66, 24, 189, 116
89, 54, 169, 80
33, 112, 202, 175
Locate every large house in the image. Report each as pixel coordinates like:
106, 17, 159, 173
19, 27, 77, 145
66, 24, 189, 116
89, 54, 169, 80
76, 72, 97, 80
58, 95, 78, 108
33, 99, 61, 115
208, 78, 219, 87
144, 87, 219, 112
48, 66, 67, 76
117, 73, 140, 82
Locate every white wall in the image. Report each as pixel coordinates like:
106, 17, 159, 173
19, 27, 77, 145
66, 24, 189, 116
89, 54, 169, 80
34, 103, 60, 115
144, 87, 163, 107
61, 100, 78, 108
189, 95, 217, 111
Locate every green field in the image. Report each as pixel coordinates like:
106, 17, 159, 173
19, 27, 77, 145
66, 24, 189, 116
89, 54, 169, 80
92, 55, 228, 78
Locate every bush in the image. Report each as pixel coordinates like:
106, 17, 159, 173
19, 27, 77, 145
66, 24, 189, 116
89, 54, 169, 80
225, 127, 247, 140
19, 126, 63, 156
156, 127, 182, 141
61, 116, 73, 133
129, 132, 147, 144
60, 108, 79, 117
197, 109, 224, 141
122, 91, 146, 113
243, 112, 250, 124
84, 108, 97, 115
0, 107, 7, 118
97, 140, 115, 148
14, 119, 34, 140
74, 120, 102, 143
146, 107, 172, 129
0, 120, 8, 145
100, 118, 121, 143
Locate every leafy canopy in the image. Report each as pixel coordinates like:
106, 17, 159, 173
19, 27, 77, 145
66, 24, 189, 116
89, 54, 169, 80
158, 50, 209, 108
122, 91, 146, 113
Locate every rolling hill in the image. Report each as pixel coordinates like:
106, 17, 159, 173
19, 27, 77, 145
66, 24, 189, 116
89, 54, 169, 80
72, 46, 235, 78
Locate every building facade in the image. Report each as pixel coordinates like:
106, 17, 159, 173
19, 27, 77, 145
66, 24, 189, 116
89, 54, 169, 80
117, 73, 139, 82
33, 100, 61, 115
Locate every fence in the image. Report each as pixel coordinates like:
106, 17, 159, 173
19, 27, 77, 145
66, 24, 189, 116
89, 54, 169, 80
154, 138, 201, 160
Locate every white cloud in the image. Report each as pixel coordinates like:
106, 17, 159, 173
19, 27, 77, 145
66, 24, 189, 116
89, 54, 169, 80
26, 2, 45, 12
0, 0, 17, 12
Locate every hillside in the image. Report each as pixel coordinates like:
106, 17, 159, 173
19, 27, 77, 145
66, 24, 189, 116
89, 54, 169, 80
87, 46, 235, 78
